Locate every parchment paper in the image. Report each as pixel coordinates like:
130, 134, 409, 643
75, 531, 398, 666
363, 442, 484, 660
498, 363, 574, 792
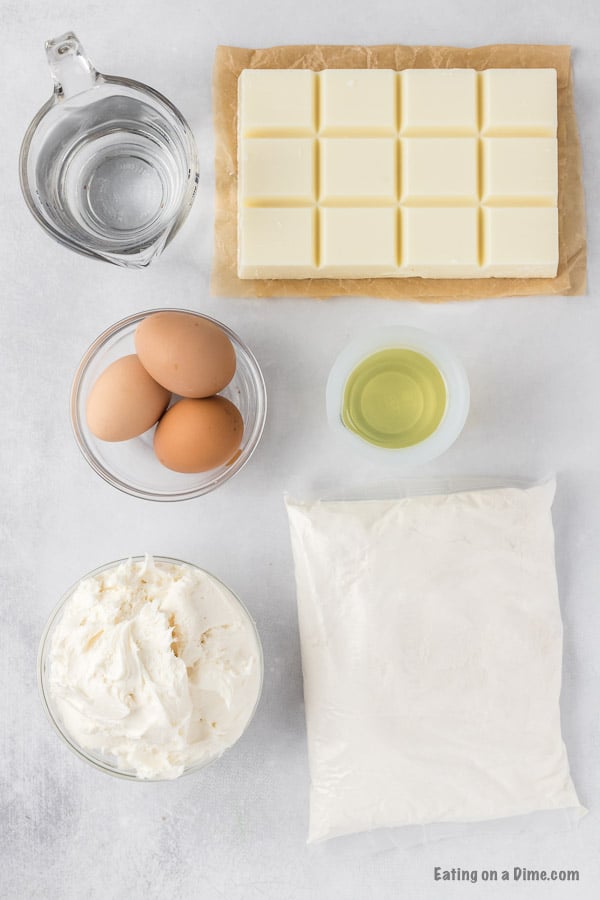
211, 44, 586, 300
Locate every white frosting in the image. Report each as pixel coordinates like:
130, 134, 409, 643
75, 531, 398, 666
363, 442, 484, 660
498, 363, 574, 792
48, 557, 262, 779
286, 483, 583, 842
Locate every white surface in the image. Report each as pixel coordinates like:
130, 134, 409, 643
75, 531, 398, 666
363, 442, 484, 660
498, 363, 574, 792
0, 1, 598, 898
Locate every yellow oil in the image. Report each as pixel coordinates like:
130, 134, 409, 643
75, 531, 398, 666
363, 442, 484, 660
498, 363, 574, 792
342, 348, 447, 449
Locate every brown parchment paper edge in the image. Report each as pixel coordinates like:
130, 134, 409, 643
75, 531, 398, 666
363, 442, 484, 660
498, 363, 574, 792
211, 44, 587, 301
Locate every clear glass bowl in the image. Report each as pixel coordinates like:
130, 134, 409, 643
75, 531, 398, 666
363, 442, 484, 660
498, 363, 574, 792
71, 309, 267, 500
38, 556, 264, 781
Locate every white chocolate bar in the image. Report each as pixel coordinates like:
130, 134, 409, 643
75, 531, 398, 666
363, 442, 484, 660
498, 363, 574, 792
320, 138, 397, 203
237, 68, 558, 280
319, 69, 397, 135
320, 207, 398, 276
402, 207, 480, 277
482, 207, 559, 277
480, 68, 557, 136
239, 207, 317, 277
481, 137, 558, 205
239, 69, 316, 136
401, 138, 478, 205
240, 138, 316, 204
401, 68, 478, 135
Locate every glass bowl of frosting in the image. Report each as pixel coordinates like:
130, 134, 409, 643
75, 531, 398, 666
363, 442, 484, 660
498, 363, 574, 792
38, 555, 263, 780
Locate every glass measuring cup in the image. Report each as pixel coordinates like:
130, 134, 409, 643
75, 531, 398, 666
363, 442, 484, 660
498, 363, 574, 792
19, 33, 199, 267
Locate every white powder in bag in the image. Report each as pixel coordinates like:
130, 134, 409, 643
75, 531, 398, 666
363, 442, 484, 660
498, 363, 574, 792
286, 482, 583, 842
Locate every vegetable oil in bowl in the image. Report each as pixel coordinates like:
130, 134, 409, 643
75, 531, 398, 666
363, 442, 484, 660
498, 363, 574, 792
342, 348, 447, 449
326, 327, 470, 467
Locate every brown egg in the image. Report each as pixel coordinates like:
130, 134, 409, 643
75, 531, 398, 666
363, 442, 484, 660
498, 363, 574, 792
154, 397, 244, 473
135, 311, 236, 398
86, 355, 171, 442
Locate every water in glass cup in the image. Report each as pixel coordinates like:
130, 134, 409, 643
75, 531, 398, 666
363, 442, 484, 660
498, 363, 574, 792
20, 33, 198, 267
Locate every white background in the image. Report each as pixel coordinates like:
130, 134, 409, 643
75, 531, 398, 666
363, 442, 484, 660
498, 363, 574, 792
1, 1, 598, 897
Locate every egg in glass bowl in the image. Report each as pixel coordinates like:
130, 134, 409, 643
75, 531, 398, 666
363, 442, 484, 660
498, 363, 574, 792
71, 309, 267, 501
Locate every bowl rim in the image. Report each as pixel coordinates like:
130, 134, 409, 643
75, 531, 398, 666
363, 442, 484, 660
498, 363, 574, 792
326, 326, 470, 467
37, 555, 265, 781
71, 308, 267, 501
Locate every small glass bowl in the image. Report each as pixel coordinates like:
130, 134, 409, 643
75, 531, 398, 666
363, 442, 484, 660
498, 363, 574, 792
71, 309, 267, 501
38, 556, 264, 781
326, 326, 470, 467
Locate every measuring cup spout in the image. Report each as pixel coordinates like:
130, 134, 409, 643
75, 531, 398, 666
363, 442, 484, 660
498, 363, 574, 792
45, 32, 99, 100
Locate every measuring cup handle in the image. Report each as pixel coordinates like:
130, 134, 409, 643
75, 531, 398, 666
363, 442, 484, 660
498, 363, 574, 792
45, 32, 100, 99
